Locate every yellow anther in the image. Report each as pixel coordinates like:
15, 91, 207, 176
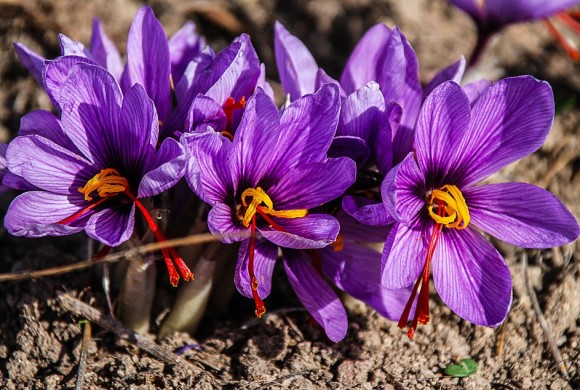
78, 168, 129, 201
240, 187, 308, 227
332, 234, 344, 252
428, 184, 470, 230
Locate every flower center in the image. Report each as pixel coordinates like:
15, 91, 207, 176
78, 168, 129, 201
427, 184, 470, 230
58, 168, 194, 287
240, 186, 308, 318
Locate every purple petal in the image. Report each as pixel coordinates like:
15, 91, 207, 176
59, 63, 122, 167
13, 43, 46, 87
283, 249, 348, 342
6, 135, 93, 194
268, 158, 356, 210
463, 79, 493, 105
205, 34, 261, 105
232, 88, 281, 187
4, 191, 86, 237
184, 94, 227, 134
373, 102, 400, 173
85, 205, 135, 247
414, 81, 471, 185
2, 172, 38, 191
270, 84, 340, 174
274, 21, 318, 101
257, 63, 275, 100
452, 76, 554, 186
44, 56, 98, 110
168, 21, 206, 83
433, 227, 512, 327
207, 202, 250, 244
381, 153, 425, 225
466, 182, 580, 248
260, 214, 340, 249
381, 221, 430, 289
342, 196, 394, 226
125, 6, 171, 121
340, 23, 393, 93
328, 136, 370, 167
90, 18, 123, 81
138, 138, 185, 198
235, 238, 278, 299
59, 34, 89, 57
182, 131, 235, 205
19, 110, 78, 152
423, 56, 466, 98
315, 68, 345, 97
337, 81, 386, 144
117, 83, 159, 170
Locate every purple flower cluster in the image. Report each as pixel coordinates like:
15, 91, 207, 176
2, 6, 578, 341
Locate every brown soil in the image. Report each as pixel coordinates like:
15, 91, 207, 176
0, 0, 579, 389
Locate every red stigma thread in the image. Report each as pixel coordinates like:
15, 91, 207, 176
398, 199, 445, 339
248, 213, 266, 318
125, 191, 194, 287
222, 96, 246, 135
544, 12, 580, 61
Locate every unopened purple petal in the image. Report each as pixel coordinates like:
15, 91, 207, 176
452, 76, 554, 186
283, 249, 348, 342
184, 94, 227, 134
125, 6, 171, 120
269, 157, 356, 210
381, 221, 429, 289
205, 34, 260, 105
373, 102, 400, 173
4, 191, 85, 237
423, 56, 466, 98
338, 81, 385, 144
91, 17, 123, 81
328, 136, 370, 167
260, 214, 339, 249
59, 63, 122, 167
433, 227, 512, 327
85, 206, 135, 247
466, 182, 580, 248
207, 202, 250, 244
274, 21, 318, 101
6, 135, 93, 194
168, 21, 206, 83
235, 238, 278, 299
13, 43, 46, 87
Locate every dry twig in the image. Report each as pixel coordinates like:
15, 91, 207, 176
75, 320, 92, 390
521, 251, 570, 381
57, 292, 219, 374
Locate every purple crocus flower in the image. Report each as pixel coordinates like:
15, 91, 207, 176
182, 84, 357, 341
381, 76, 579, 338
450, 0, 580, 63
4, 63, 192, 286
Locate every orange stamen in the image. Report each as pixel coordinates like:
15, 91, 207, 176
544, 19, 580, 61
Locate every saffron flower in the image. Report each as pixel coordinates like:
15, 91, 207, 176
381, 76, 580, 338
450, 0, 580, 62
182, 84, 356, 341
4, 63, 191, 286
